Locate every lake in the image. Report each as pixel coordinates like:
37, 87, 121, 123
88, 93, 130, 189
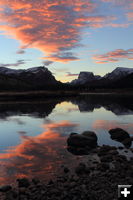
0, 94, 133, 185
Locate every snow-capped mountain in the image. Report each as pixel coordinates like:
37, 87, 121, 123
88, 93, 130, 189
0, 66, 49, 75
0, 67, 23, 75
70, 67, 133, 86
71, 72, 101, 85
104, 67, 133, 80
0, 66, 59, 89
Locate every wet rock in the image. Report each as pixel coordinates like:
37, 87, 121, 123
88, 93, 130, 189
82, 131, 97, 142
114, 155, 127, 163
118, 146, 124, 150
97, 145, 114, 156
48, 180, 54, 185
19, 187, 27, 194
109, 128, 130, 141
109, 128, 132, 148
67, 131, 97, 155
67, 131, 97, 153
64, 167, 70, 173
67, 146, 89, 155
32, 178, 40, 185
100, 155, 113, 162
98, 163, 109, 171
122, 138, 132, 148
17, 178, 30, 188
75, 163, 86, 175
0, 185, 12, 192
109, 150, 119, 155
70, 132, 78, 136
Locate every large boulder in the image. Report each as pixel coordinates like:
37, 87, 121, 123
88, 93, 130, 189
67, 131, 97, 155
109, 128, 129, 141
109, 128, 132, 148
82, 131, 97, 142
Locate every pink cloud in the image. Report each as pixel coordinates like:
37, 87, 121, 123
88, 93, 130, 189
0, 0, 97, 62
66, 72, 79, 77
93, 49, 133, 63
0, 0, 126, 63
127, 12, 133, 20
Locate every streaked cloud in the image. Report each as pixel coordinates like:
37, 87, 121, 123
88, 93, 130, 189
66, 72, 79, 77
16, 49, 25, 54
93, 49, 133, 63
0, 0, 125, 63
42, 60, 54, 66
127, 12, 133, 21
0, 59, 26, 67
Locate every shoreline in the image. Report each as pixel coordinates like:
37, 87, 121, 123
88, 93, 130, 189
0, 145, 133, 200
0, 90, 133, 101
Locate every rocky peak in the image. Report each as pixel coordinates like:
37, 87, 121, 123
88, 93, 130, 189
104, 67, 133, 80
71, 71, 101, 85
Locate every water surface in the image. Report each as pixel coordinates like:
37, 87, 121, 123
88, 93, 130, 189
0, 94, 133, 185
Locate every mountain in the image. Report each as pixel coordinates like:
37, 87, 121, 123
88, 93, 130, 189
70, 67, 133, 89
104, 67, 133, 80
0, 66, 60, 91
71, 71, 101, 85
112, 72, 133, 88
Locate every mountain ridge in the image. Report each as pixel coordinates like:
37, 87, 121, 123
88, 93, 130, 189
0, 66, 133, 91
0, 66, 60, 91
70, 67, 133, 86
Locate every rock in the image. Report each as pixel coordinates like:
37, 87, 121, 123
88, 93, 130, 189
97, 145, 117, 157
122, 138, 132, 148
32, 178, 40, 185
100, 155, 113, 163
67, 146, 89, 155
64, 167, 70, 173
67, 131, 97, 149
17, 178, 30, 188
98, 163, 109, 171
109, 128, 132, 148
70, 132, 78, 136
0, 185, 12, 192
19, 187, 27, 194
109, 150, 119, 155
75, 163, 86, 175
109, 128, 130, 142
82, 131, 97, 142
48, 180, 54, 185
118, 146, 124, 150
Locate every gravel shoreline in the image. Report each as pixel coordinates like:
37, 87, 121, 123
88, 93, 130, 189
0, 145, 133, 200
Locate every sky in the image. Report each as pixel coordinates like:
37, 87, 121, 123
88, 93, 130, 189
0, 0, 133, 82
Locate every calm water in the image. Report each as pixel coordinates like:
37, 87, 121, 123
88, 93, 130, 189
0, 94, 133, 185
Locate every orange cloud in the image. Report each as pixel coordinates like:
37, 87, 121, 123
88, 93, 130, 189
0, 0, 96, 62
93, 49, 133, 63
127, 12, 133, 20
0, 120, 79, 185
0, 0, 124, 63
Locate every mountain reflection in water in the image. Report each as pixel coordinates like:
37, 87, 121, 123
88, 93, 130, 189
0, 94, 133, 185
